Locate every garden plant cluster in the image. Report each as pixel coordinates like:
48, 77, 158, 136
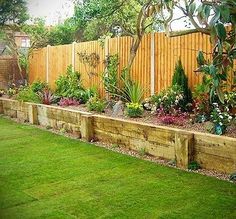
0, 57, 235, 136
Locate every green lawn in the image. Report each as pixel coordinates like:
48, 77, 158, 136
0, 117, 235, 219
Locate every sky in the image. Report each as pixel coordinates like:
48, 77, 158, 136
27, 0, 74, 25
27, 0, 193, 30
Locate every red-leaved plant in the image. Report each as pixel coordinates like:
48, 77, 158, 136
157, 106, 189, 126
39, 89, 55, 105
58, 97, 80, 107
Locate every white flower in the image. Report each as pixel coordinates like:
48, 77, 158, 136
228, 116, 232, 120
219, 115, 223, 119
219, 122, 223, 126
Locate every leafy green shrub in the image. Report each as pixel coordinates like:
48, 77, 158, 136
188, 161, 201, 170
224, 91, 236, 112
210, 103, 233, 135
151, 85, 184, 114
126, 102, 144, 118
193, 76, 211, 122
86, 96, 106, 112
31, 80, 48, 93
124, 82, 144, 103
16, 87, 41, 103
172, 59, 192, 109
103, 66, 144, 103
7, 87, 17, 97
55, 65, 84, 100
103, 54, 119, 98
121, 69, 144, 103
80, 87, 98, 104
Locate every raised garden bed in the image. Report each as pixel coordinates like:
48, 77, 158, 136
56, 103, 236, 139
0, 97, 236, 174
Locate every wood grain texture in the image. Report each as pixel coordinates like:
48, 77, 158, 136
29, 33, 235, 97
0, 98, 235, 173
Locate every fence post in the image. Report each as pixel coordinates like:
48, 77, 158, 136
151, 33, 155, 95
46, 45, 50, 83
72, 41, 76, 71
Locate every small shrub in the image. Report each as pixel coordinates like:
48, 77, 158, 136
159, 111, 189, 126
210, 103, 233, 135
7, 87, 18, 97
193, 76, 211, 122
122, 80, 144, 103
172, 59, 192, 109
151, 85, 185, 114
80, 87, 98, 104
16, 87, 41, 103
55, 65, 84, 100
38, 89, 55, 105
103, 54, 119, 98
224, 91, 236, 113
86, 96, 106, 112
188, 161, 201, 170
126, 102, 144, 118
142, 98, 154, 111
58, 97, 80, 107
160, 115, 175, 125
31, 81, 48, 93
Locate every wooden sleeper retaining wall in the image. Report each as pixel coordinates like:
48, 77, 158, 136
0, 98, 235, 174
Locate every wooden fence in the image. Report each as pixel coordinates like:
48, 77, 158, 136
29, 32, 235, 97
0, 56, 26, 89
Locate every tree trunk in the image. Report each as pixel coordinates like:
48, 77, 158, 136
126, 36, 142, 73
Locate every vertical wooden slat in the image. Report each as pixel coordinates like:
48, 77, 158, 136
29, 32, 234, 97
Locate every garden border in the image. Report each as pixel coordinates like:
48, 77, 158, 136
0, 97, 235, 174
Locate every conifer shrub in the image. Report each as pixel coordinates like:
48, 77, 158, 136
172, 59, 192, 110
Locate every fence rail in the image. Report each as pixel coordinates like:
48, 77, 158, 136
29, 32, 235, 97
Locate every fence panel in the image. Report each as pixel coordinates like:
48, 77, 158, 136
29, 32, 235, 97
29, 48, 47, 83
74, 40, 105, 96
48, 44, 72, 89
